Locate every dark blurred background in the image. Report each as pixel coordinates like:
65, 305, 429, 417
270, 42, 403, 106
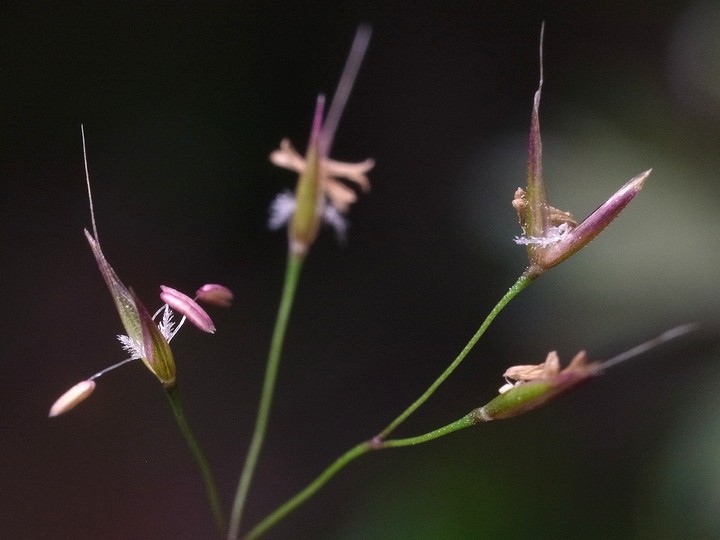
1, 1, 719, 538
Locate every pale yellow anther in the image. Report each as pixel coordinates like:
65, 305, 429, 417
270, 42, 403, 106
49, 380, 96, 417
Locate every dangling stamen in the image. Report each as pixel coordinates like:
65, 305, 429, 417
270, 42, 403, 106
89, 356, 138, 380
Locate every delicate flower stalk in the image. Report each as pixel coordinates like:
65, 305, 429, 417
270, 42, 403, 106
244, 26, 658, 538
230, 25, 373, 540
513, 24, 650, 277
268, 24, 374, 256
237, 270, 534, 539
243, 324, 697, 538
166, 385, 228, 534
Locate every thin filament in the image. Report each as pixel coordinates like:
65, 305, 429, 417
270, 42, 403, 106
321, 24, 372, 156
81, 124, 100, 242
601, 323, 699, 371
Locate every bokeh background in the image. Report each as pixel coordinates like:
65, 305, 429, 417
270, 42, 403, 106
1, 1, 719, 538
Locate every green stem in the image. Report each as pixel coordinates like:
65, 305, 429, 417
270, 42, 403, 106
243, 441, 371, 540
228, 253, 305, 540
243, 414, 476, 539
376, 270, 535, 440
243, 271, 536, 538
166, 385, 226, 535
381, 413, 476, 448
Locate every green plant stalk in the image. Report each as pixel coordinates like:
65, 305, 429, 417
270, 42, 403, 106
243, 414, 477, 539
165, 385, 226, 535
244, 270, 536, 538
244, 441, 369, 540
381, 413, 476, 448
228, 252, 305, 540
376, 270, 535, 440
